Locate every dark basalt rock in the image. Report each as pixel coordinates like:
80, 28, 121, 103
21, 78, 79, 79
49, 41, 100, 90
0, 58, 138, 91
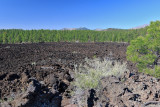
1, 42, 160, 107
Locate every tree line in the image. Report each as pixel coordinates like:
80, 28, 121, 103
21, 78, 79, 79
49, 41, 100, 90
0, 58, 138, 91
0, 28, 147, 44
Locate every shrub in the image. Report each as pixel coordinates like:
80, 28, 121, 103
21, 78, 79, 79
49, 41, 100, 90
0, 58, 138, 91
71, 57, 128, 106
73, 57, 128, 90
127, 21, 160, 78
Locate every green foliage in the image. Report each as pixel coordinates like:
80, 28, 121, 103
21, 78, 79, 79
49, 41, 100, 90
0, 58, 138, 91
127, 21, 160, 77
0, 28, 147, 44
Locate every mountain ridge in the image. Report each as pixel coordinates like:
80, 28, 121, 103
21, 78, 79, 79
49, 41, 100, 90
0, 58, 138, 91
60, 24, 149, 31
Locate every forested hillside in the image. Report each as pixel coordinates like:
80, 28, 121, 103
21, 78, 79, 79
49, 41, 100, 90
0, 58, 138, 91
0, 28, 147, 44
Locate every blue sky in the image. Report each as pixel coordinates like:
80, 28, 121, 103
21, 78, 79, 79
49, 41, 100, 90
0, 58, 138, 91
0, 0, 160, 30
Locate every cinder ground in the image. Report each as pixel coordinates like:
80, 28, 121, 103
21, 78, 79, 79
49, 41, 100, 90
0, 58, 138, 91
0, 42, 160, 107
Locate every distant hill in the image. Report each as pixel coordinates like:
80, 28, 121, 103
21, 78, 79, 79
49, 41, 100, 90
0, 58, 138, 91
94, 28, 104, 31
131, 24, 149, 29
94, 28, 123, 31
61, 28, 76, 30
76, 27, 90, 30
61, 27, 90, 30
104, 28, 123, 31
61, 25, 148, 31
61, 27, 122, 31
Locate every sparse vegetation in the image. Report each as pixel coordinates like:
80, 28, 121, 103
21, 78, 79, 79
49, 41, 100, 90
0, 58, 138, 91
0, 99, 4, 103
73, 58, 128, 89
71, 57, 128, 106
31, 62, 36, 65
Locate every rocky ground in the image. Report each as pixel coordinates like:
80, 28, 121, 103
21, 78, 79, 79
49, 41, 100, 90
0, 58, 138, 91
0, 42, 160, 107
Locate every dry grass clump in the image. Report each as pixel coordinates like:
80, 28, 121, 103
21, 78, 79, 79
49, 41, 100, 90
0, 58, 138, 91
73, 57, 128, 89
71, 57, 128, 106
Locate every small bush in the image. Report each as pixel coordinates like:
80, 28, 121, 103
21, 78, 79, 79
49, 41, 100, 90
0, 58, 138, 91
73, 57, 128, 90
71, 57, 128, 106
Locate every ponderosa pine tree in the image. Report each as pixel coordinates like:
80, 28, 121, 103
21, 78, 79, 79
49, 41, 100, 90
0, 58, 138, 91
0, 28, 147, 44
127, 21, 160, 78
